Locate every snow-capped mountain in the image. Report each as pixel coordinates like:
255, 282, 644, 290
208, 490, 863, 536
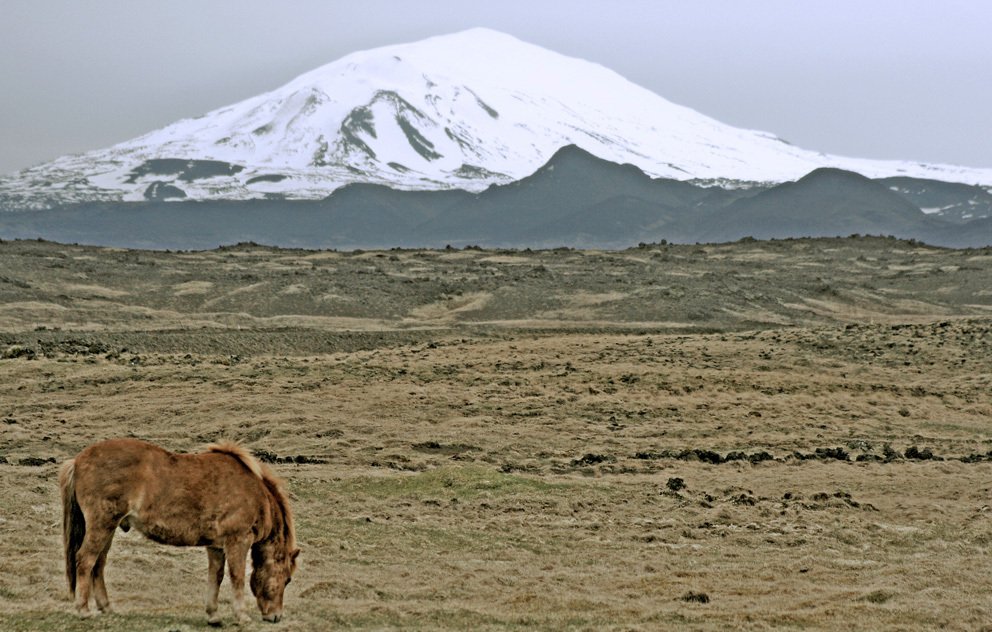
3, 28, 992, 208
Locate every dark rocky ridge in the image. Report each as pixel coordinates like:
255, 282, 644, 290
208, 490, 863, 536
1, 147, 989, 250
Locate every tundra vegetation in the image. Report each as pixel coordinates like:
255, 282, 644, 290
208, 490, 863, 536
0, 236, 990, 630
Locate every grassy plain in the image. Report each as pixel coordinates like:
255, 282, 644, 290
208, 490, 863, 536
0, 237, 990, 630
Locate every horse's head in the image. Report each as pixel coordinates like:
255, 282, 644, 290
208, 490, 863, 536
250, 542, 300, 622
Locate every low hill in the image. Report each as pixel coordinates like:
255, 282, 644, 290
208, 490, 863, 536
680, 168, 949, 243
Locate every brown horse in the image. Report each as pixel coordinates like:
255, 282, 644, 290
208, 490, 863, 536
59, 438, 299, 624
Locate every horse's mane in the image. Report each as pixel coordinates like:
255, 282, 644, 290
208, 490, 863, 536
206, 441, 297, 552
207, 441, 264, 479
261, 472, 297, 555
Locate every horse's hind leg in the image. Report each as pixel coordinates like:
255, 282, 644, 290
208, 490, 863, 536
205, 547, 225, 626
73, 518, 117, 616
91, 533, 116, 613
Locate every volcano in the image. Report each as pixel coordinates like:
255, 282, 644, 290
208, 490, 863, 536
3, 28, 991, 211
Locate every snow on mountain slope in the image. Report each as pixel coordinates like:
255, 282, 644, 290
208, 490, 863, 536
3, 28, 992, 208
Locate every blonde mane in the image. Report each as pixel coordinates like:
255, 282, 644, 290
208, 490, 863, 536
206, 441, 264, 479
262, 473, 298, 553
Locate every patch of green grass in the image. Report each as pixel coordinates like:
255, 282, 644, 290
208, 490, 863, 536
293, 604, 658, 631
329, 515, 497, 558
0, 611, 204, 632
294, 607, 534, 631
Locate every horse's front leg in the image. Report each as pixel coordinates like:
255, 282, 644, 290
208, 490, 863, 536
205, 547, 226, 626
224, 538, 252, 624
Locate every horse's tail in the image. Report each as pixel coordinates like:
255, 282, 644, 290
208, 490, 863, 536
59, 459, 85, 597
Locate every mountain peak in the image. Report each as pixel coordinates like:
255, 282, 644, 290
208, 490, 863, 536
531, 144, 648, 179
420, 27, 526, 46
797, 167, 875, 185
3, 30, 992, 208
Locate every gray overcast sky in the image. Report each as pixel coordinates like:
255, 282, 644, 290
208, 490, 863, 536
2, 0, 990, 175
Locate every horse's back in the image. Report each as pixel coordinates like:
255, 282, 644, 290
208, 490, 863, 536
77, 437, 168, 462
73, 438, 167, 486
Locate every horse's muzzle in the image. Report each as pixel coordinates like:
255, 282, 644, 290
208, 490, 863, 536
262, 612, 283, 623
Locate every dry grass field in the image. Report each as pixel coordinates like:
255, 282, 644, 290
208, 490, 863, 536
0, 237, 990, 630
